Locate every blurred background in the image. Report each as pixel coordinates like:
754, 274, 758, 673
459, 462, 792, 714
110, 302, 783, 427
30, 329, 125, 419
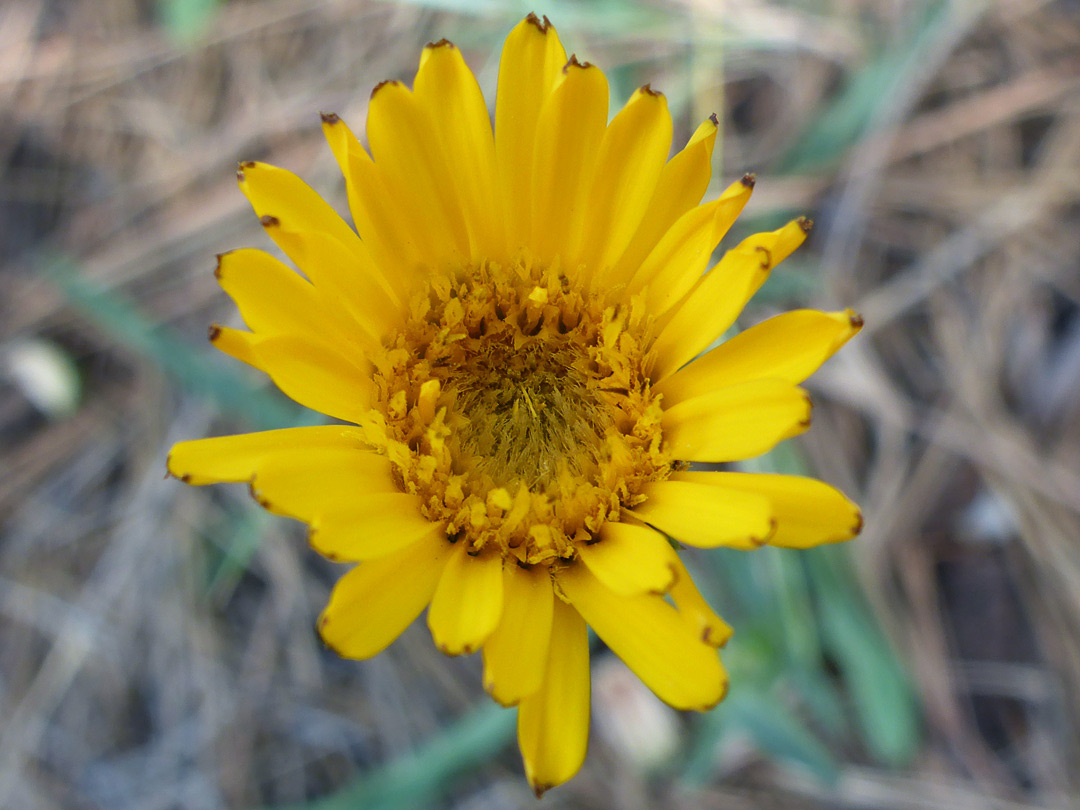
2, 0, 1080, 808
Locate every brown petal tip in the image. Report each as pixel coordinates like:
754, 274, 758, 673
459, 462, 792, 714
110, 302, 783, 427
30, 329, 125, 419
564, 53, 593, 72
207, 324, 222, 342
709, 112, 719, 126
259, 214, 279, 228
797, 216, 814, 234
213, 254, 224, 279
849, 311, 865, 329
852, 511, 865, 536
235, 160, 256, 181
319, 111, 340, 125
248, 482, 271, 510
426, 38, 454, 49
740, 172, 757, 188
370, 79, 399, 99
640, 82, 662, 97
525, 12, 552, 33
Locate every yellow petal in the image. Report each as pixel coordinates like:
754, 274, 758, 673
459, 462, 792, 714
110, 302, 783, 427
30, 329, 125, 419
367, 80, 470, 267
608, 116, 718, 284
427, 544, 504, 655
256, 218, 402, 344
651, 219, 811, 381
495, 14, 567, 253
574, 86, 672, 278
517, 596, 590, 797
208, 324, 260, 368
674, 471, 862, 549
413, 41, 505, 262
321, 113, 423, 294
309, 494, 445, 561
558, 562, 727, 711
318, 531, 453, 659
236, 161, 363, 267
249, 446, 397, 521
661, 378, 812, 462
628, 176, 755, 315
249, 334, 374, 425
482, 563, 554, 706
215, 248, 359, 344
667, 551, 734, 647
631, 480, 773, 550
655, 308, 863, 406
577, 521, 675, 596
530, 58, 609, 270
168, 426, 363, 486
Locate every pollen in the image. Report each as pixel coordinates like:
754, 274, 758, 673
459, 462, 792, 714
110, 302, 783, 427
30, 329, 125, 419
364, 260, 671, 565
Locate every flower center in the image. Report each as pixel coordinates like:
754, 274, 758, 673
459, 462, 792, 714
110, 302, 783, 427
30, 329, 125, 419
448, 333, 608, 490
365, 260, 671, 565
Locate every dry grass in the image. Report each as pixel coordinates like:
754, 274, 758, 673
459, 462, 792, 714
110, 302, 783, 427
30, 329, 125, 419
2, 0, 1080, 808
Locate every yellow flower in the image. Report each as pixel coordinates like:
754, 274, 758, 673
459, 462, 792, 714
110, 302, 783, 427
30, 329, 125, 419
169, 14, 863, 795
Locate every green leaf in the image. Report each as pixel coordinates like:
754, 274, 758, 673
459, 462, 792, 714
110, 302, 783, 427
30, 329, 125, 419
738, 444, 920, 764
725, 689, 840, 784
785, 666, 847, 737
809, 548, 920, 766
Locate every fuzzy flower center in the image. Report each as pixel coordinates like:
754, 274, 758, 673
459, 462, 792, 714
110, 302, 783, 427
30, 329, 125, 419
364, 260, 672, 565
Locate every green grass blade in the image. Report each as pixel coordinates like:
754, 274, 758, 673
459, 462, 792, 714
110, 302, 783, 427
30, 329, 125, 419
776, 0, 955, 173
271, 701, 516, 810
157, 0, 222, 42
809, 548, 920, 766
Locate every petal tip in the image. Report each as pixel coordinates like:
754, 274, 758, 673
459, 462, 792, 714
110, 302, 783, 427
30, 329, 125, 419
316, 614, 337, 649
533, 785, 550, 799
797, 216, 814, 234
740, 172, 756, 188
207, 323, 222, 343
235, 160, 256, 182
709, 112, 719, 126
259, 214, 280, 229
247, 480, 271, 510
165, 453, 191, 483
319, 111, 340, 125
563, 53, 593, 72
848, 310, 865, 329
370, 79, 401, 99
524, 12, 553, 33
425, 37, 455, 50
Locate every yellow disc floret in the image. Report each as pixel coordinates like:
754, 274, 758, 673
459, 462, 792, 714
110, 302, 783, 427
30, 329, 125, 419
363, 259, 671, 564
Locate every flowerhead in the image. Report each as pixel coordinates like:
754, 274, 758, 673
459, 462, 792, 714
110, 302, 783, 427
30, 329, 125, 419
169, 14, 863, 795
